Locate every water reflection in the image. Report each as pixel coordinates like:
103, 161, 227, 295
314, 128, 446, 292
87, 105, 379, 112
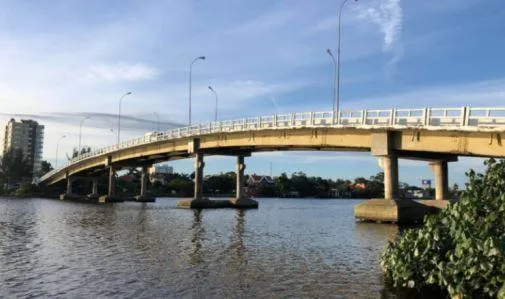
0, 198, 410, 298
189, 209, 203, 266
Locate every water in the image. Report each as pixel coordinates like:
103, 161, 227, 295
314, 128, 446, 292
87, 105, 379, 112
0, 197, 402, 298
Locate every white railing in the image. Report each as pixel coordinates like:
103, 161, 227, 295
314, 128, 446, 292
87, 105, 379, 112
40, 107, 505, 182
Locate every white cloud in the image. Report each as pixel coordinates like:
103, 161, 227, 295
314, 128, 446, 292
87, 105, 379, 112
86, 62, 160, 82
359, 0, 403, 52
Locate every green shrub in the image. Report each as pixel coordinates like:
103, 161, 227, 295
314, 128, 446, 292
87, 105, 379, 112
381, 159, 505, 298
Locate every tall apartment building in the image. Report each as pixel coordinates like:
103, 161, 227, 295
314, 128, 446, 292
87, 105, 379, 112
3, 119, 45, 178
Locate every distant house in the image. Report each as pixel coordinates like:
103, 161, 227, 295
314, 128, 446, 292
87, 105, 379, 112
246, 174, 275, 197
149, 164, 174, 185
247, 175, 274, 186
350, 182, 367, 190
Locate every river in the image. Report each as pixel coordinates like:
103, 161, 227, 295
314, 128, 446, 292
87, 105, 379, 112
0, 197, 410, 298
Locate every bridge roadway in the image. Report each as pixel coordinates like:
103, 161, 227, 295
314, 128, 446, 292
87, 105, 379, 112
40, 107, 505, 208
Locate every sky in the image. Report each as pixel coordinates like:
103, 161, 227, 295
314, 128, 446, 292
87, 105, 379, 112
1, 0, 505, 187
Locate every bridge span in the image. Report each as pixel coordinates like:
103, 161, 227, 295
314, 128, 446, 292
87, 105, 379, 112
40, 107, 505, 208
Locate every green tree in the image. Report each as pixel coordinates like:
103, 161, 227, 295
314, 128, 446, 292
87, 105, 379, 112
0, 148, 33, 186
381, 159, 505, 298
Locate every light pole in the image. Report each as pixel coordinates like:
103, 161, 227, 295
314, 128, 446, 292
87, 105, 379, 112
78, 115, 90, 153
56, 135, 66, 168
189, 56, 206, 126
208, 85, 218, 122
326, 49, 337, 113
117, 91, 132, 147
336, 0, 358, 117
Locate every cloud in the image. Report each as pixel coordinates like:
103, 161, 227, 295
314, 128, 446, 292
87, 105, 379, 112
0, 112, 182, 132
358, 0, 403, 74
359, 0, 403, 51
225, 9, 297, 36
350, 77, 505, 109
85, 62, 160, 82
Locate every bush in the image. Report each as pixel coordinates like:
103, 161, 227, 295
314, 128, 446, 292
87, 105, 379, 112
381, 159, 505, 298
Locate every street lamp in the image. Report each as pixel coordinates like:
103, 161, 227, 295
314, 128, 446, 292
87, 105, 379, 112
336, 0, 358, 117
189, 56, 206, 126
117, 91, 132, 147
208, 85, 218, 122
78, 115, 90, 153
326, 49, 337, 113
56, 135, 66, 168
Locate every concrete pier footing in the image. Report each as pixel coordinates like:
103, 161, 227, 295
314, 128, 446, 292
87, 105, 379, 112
177, 197, 259, 209
134, 195, 156, 202
98, 195, 124, 203
354, 199, 451, 224
229, 197, 259, 209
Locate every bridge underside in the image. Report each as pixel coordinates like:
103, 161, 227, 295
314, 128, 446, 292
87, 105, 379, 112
42, 127, 505, 206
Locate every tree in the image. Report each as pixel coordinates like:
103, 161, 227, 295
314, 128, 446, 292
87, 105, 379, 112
39, 160, 53, 175
381, 159, 505, 298
0, 148, 33, 186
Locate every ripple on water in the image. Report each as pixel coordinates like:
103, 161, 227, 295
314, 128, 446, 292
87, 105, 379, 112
0, 197, 403, 298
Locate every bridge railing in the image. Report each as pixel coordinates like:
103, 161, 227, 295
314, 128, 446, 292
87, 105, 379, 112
40, 106, 505, 182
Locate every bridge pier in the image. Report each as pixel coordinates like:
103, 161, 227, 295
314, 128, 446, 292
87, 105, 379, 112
229, 155, 258, 208
135, 166, 155, 202
59, 176, 77, 200
177, 151, 214, 208
99, 166, 123, 203
85, 178, 100, 200
382, 155, 399, 199
430, 160, 449, 200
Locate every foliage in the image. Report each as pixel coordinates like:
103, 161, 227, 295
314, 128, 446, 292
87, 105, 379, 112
204, 172, 235, 194
69, 146, 91, 159
40, 160, 54, 174
0, 148, 33, 185
381, 159, 505, 298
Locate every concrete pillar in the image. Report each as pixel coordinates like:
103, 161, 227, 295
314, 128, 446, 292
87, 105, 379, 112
236, 156, 246, 199
66, 177, 74, 195
382, 155, 399, 199
140, 166, 148, 197
430, 161, 449, 200
194, 152, 205, 200
108, 166, 116, 197
91, 179, 98, 196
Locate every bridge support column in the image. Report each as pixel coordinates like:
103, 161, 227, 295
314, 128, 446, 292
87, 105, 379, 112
229, 155, 258, 209
66, 177, 74, 196
99, 166, 123, 203
135, 166, 155, 202
383, 155, 399, 200
60, 176, 76, 200
194, 152, 205, 200
430, 161, 449, 200
86, 179, 99, 199
177, 152, 213, 208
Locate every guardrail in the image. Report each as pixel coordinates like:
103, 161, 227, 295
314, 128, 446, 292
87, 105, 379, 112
40, 107, 505, 182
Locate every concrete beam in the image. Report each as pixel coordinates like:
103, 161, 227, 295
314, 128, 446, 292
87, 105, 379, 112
397, 150, 458, 162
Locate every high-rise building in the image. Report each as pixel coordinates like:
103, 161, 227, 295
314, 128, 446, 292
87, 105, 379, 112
3, 119, 45, 178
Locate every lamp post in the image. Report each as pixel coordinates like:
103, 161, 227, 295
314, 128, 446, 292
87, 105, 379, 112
117, 91, 132, 147
189, 56, 206, 126
56, 135, 66, 168
208, 85, 218, 122
78, 116, 90, 153
336, 0, 358, 117
326, 49, 337, 113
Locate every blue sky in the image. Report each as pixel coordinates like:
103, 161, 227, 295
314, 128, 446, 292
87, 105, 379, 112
1, 0, 504, 186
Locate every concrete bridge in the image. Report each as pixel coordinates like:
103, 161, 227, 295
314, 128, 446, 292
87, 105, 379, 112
40, 107, 505, 211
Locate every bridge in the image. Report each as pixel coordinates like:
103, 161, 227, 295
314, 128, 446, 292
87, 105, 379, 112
40, 107, 505, 209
